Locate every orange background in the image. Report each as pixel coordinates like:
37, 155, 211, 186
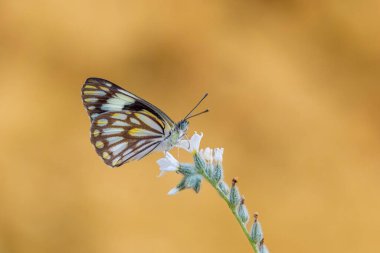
1, 1, 380, 252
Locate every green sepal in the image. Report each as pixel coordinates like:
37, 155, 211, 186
178, 163, 196, 176
193, 152, 206, 173
212, 163, 223, 183
229, 185, 241, 207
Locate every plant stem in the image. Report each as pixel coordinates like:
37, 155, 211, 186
200, 171, 259, 252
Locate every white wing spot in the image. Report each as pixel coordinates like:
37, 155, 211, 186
91, 113, 100, 119
101, 102, 123, 111
121, 149, 134, 162
107, 136, 124, 145
103, 95, 134, 111
136, 140, 147, 146
102, 128, 124, 135
111, 113, 128, 120
136, 113, 162, 133
115, 93, 135, 103
88, 106, 95, 110
84, 90, 106, 96
130, 118, 140, 125
112, 121, 129, 127
123, 149, 132, 156
110, 142, 128, 156
97, 119, 108, 126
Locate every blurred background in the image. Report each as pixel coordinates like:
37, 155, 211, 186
0, 0, 379, 252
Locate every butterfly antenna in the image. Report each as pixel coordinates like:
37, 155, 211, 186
184, 93, 208, 120
185, 109, 209, 120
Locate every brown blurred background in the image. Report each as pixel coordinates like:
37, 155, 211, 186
1, 0, 380, 252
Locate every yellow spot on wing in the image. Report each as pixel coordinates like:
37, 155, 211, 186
128, 128, 141, 135
100, 86, 110, 92
95, 141, 104, 148
93, 129, 100, 137
112, 157, 121, 166
85, 85, 96, 89
102, 152, 111, 160
97, 119, 108, 126
84, 90, 104, 95
128, 128, 162, 137
85, 98, 98, 102
111, 113, 127, 120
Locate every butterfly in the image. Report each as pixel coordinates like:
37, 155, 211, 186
81, 78, 208, 167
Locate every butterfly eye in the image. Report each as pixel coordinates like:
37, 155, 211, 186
179, 121, 189, 131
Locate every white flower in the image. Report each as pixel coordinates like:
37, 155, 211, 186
177, 132, 203, 153
157, 152, 179, 176
203, 147, 213, 163
214, 148, 224, 163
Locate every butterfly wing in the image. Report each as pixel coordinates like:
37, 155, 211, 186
82, 77, 177, 167
81, 77, 175, 128
90, 110, 167, 167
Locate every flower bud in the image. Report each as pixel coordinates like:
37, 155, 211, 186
229, 177, 241, 207
184, 174, 202, 189
218, 181, 230, 196
168, 174, 203, 195
259, 243, 269, 253
203, 147, 213, 163
192, 176, 202, 193
212, 162, 223, 183
168, 177, 186, 195
250, 212, 263, 243
214, 148, 224, 163
238, 197, 249, 224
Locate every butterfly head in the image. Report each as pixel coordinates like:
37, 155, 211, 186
178, 119, 189, 131
174, 120, 189, 140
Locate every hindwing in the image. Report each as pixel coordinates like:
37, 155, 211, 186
90, 110, 167, 167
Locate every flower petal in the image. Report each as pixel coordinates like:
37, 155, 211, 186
157, 152, 179, 174
168, 187, 180, 195
176, 132, 203, 153
177, 139, 191, 152
214, 148, 224, 162
203, 147, 213, 162
190, 132, 203, 152
165, 152, 179, 167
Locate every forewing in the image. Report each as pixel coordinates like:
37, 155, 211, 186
90, 110, 166, 167
81, 78, 175, 128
